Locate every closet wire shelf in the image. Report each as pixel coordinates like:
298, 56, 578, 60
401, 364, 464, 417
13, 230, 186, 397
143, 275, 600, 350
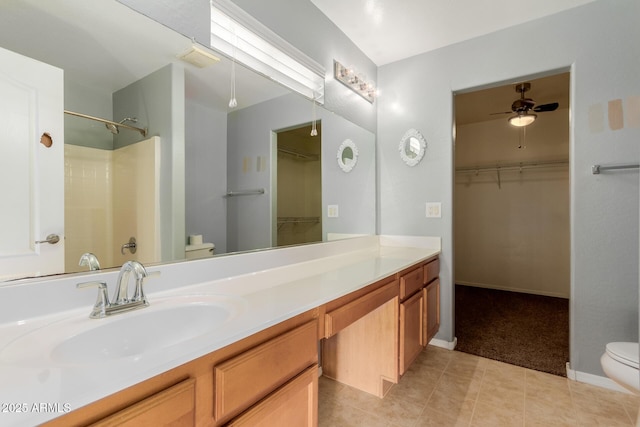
456, 159, 569, 189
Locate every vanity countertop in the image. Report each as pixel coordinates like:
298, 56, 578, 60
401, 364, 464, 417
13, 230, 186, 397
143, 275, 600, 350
0, 236, 440, 426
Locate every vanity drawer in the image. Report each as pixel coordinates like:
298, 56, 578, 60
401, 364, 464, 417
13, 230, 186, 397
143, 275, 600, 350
423, 258, 440, 285
91, 378, 196, 426
399, 266, 424, 300
324, 281, 398, 337
214, 321, 318, 422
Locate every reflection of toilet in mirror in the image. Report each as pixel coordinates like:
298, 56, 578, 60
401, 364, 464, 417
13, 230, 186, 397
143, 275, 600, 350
600, 341, 639, 394
185, 234, 215, 259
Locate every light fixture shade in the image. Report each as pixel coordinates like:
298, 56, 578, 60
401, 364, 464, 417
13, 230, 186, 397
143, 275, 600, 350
211, 0, 325, 103
508, 113, 537, 127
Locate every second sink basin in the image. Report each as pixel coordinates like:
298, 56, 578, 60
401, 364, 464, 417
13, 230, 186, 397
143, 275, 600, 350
0, 294, 246, 366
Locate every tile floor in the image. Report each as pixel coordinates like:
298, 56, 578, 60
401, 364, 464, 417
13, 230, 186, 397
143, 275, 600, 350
319, 346, 640, 427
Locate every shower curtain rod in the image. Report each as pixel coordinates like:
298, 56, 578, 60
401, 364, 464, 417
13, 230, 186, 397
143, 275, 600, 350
64, 110, 148, 137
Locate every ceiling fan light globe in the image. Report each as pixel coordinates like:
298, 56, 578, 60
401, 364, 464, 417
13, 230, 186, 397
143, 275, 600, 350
508, 113, 536, 127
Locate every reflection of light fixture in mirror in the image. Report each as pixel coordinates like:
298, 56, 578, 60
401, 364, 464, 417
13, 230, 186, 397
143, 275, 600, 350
229, 32, 238, 108
311, 91, 318, 136
334, 60, 376, 103
211, 0, 325, 103
508, 112, 536, 127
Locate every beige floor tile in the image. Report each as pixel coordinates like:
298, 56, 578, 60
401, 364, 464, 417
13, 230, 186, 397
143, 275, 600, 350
570, 382, 634, 424
387, 371, 437, 406
318, 351, 640, 427
434, 372, 482, 402
524, 394, 577, 426
445, 352, 488, 380
477, 380, 525, 413
368, 392, 427, 427
426, 388, 476, 424
470, 400, 524, 427
319, 397, 388, 427
416, 346, 453, 372
416, 408, 471, 427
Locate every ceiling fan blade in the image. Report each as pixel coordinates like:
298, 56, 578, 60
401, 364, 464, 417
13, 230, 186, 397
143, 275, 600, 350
489, 111, 512, 115
533, 102, 559, 112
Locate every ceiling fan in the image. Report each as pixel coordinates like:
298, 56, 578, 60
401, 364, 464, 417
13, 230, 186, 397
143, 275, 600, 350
491, 82, 559, 127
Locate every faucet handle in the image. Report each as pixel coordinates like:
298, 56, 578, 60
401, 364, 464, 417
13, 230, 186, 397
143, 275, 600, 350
132, 270, 161, 305
77, 281, 110, 318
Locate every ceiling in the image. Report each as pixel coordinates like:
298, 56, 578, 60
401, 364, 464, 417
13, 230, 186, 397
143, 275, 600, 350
310, 0, 596, 66
456, 73, 570, 126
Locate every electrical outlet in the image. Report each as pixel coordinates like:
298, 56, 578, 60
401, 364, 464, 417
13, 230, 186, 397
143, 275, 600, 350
426, 202, 441, 218
327, 205, 339, 218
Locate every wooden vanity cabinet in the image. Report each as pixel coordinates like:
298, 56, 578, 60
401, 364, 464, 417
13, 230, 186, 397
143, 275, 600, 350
399, 288, 425, 374
423, 258, 440, 345
89, 378, 196, 427
424, 278, 440, 344
42, 309, 319, 427
322, 277, 399, 398
399, 257, 440, 376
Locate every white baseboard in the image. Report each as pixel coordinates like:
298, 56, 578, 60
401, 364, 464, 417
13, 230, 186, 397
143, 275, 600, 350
429, 337, 457, 351
456, 280, 569, 299
566, 362, 634, 394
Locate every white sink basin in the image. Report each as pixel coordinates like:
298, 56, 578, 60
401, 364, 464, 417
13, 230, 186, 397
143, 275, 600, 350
0, 294, 246, 366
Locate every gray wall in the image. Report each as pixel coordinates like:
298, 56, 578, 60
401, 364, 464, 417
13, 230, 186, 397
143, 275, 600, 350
185, 100, 228, 254
64, 80, 114, 150
377, 0, 640, 376
114, 63, 186, 263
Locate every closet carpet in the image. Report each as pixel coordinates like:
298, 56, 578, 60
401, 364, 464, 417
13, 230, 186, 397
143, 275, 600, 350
455, 284, 569, 377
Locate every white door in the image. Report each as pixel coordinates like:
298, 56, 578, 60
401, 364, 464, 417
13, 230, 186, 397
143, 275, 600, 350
0, 46, 64, 281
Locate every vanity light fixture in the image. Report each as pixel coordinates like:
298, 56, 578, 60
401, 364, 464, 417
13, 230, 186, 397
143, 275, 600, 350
211, 0, 325, 103
508, 112, 537, 127
334, 60, 376, 103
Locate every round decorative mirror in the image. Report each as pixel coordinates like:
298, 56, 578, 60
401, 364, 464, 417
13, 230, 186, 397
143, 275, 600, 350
337, 139, 358, 173
399, 128, 426, 167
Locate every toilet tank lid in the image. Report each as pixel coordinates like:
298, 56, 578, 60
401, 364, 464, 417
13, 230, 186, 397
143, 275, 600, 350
186, 243, 214, 251
606, 342, 639, 368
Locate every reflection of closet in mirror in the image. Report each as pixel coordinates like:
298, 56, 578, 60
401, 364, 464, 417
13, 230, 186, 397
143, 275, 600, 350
276, 123, 322, 247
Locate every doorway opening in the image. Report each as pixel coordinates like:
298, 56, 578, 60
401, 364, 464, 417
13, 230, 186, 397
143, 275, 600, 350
274, 122, 322, 247
453, 72, 570, 376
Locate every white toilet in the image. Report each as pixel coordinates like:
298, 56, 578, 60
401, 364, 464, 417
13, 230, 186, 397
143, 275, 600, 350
600, 341, 639, 394
185, 234, 215, 259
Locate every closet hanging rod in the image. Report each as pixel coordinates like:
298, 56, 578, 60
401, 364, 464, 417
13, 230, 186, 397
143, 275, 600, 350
591, 163, 640, 174
224, 188, 265, 197
64, 110, 148, 137
277, 147, 318, 161
456, 159, 569, 174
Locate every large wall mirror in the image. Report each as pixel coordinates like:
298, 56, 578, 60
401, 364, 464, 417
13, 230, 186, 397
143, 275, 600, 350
0, 0, 376, 283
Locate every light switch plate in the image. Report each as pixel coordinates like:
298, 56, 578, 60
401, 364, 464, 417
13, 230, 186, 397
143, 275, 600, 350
426, 202, 441, 218
327, 205, 339, 218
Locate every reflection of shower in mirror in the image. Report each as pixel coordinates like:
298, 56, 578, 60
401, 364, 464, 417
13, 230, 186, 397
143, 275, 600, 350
105, 117, 139, 135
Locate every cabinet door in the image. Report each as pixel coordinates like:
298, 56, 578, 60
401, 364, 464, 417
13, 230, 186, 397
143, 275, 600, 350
227, 365, 318, 427
399, 290, 425, 375
424, 279, 440, 344
214, 321, 318, 422
90, 378, 195, 427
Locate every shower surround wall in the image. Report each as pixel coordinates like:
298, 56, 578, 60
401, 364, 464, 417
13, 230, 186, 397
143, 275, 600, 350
64, 138, 160, 273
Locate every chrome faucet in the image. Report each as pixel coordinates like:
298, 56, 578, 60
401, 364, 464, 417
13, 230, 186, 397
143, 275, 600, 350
78, 252, 101, 271
113, 260, 148, 305
77, 261, 159, 319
